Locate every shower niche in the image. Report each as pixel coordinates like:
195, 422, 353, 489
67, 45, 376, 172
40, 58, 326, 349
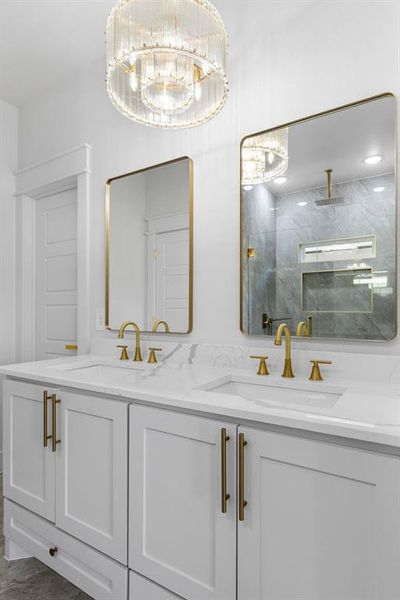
240, 94, 397, 341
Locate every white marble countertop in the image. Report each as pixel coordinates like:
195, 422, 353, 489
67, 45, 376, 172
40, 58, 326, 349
2, 354, 400, 448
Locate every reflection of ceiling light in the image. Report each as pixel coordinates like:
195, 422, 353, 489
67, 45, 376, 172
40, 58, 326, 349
106, 0, 229, 129
243, 185, 253, 191
274, 177, 287, 185
297, 201, 308, 207
364, 155, 382, 165
373, 186, 385, 193
242, 128, 289, 185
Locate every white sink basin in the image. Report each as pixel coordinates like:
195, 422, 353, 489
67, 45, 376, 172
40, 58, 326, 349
201, 376, 345, 414
54, 362, 147, 383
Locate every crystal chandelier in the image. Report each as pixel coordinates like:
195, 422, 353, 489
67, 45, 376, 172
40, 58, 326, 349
106, 0, 229, 129
242, 128, 289, 185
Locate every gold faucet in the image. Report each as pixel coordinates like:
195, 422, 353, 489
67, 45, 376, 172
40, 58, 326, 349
152, 320, 171, 333
274, 323, 295, 378
118, 321, 143, 362
296, 316, 312, 337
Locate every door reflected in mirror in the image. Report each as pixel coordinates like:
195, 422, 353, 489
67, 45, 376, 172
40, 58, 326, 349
241, 94, 396, 341
106, 157, 193, 333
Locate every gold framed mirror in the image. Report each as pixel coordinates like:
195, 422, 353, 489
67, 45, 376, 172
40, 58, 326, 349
105, 157, 193, 334
240, 94, 397, 341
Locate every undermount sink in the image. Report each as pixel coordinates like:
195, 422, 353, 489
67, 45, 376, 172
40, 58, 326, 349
55, 362, 147, 382
201, 376, 345, 413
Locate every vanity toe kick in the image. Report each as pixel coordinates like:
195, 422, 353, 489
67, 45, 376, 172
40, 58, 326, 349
4, 499, 128, 600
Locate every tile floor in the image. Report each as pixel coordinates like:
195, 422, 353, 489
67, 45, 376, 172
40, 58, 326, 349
0, 477, 91, 599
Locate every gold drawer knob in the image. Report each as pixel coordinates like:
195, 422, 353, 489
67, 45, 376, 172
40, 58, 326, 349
309, 360, 332, 381
250, 355, 269, 376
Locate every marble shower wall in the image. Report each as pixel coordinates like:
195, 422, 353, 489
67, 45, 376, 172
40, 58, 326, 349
243, 173, 396, 340
242, 185, 277, 335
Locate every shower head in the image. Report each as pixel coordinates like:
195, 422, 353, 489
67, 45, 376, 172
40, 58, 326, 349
314, 169, 344, 207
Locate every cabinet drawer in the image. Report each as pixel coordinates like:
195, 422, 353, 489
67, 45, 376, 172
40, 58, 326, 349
130, 571, 184, 599
5, 500, 128, 600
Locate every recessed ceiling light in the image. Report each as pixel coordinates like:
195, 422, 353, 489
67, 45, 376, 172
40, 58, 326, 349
364, 155, 382, 165
373, 186, 385, 193
274, 177, 287, 185
297, 201, 308, 207
243, 185, 254, 191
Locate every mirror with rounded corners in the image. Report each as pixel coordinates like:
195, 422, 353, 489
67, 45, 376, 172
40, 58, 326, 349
241, 94, 396, 341
106, 157, 193, 334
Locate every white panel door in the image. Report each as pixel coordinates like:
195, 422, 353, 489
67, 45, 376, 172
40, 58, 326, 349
238, 427, 400, 600
3, 380, 56, 521
154, 229, 189, 331
55, 391, 128, 564
130, 405, 236, 600
36, 188, 78, 359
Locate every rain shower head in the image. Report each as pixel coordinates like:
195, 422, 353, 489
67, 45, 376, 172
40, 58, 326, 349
314, 169, 344, 207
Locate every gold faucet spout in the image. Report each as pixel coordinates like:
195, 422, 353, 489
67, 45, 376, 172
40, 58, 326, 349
274, 323, 295, 378
152, 320, 171, 333
118, 321, 143, 362
296, 316, 312, 337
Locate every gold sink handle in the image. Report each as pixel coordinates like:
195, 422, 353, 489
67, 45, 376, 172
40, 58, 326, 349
250, 355, 269, 376
148, 348, 163, 364
117, 345, 129, 361
309, 360, 332, 381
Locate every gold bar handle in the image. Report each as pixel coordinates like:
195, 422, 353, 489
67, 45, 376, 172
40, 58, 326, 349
51, 394, 61, 453
43, 391, 52, 447
221, 428, 230, 514
238, 433, 248, 522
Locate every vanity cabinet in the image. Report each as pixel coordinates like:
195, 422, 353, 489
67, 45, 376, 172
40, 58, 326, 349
237, 427, 400, 600
129, 404, 237, 600
4, 377, 400, 600
3, 380, 128, 564
55, 390, 128, 563
3, 380, 57, 521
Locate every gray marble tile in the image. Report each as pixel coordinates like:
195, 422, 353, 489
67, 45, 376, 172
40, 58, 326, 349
0, 476, 91, 599
243, 173, 396, 340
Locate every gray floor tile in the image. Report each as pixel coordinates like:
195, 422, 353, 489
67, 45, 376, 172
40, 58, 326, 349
0, 476, 91, 599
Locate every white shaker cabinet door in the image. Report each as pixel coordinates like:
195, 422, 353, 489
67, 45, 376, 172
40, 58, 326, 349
3, 380, 56, 521
238, 427, 400, 600
129, 404, 236, 600
55, 391, 128, 564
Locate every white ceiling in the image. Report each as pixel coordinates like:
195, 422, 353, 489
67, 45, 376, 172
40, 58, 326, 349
260, 96, 396, 195
0, 0, 114, 106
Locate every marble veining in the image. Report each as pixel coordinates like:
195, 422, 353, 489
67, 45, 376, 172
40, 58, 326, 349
3, 342, 400, 448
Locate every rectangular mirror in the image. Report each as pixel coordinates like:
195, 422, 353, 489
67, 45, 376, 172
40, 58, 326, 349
106, 157, 193, 333
241, 94, 396, 341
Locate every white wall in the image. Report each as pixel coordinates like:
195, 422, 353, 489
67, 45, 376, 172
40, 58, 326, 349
0, 98, 18, 470
16, 0, 400, 355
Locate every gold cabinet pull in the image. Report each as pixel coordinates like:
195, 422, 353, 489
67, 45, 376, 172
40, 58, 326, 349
43, 391, 52, 447
51, 394, 61, 453
221, 428, 230, 514
238, 433, 248, 522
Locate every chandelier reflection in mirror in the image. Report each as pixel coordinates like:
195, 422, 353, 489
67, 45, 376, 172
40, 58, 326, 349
242, 128, 289, 185
106, 0, 229, 129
